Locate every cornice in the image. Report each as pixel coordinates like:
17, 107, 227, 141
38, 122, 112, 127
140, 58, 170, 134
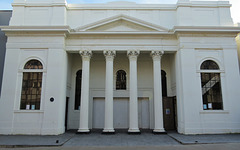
0, 26, 70, 35
11, 1, 231, 10
173, 26, 240, 34
67, 4, 176, 10
176, 3, 231, 8
12, 2, 67, 7
67, 2, 231, 10
70, 32, 173, 35
1, 25, 239, 36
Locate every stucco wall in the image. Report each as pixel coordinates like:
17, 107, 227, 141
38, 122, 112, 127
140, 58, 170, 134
0, 10, 12, 96
1, 0, 240, 135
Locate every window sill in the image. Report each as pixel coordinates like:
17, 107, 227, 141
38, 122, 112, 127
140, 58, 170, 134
199, 110, 229, 114
14, 110, 44, 113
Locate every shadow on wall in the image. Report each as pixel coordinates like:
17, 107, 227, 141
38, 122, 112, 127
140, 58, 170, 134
0, 10, 12, 96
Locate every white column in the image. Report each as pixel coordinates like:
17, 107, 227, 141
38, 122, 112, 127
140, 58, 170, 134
127, 50, 140, 133
78, 50, 92, 133
103, 50, 116, 133
151, 51, 165, 133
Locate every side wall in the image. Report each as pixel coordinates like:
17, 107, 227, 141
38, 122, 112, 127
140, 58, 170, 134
0, 34, 68, 135
176, 33, 240, 134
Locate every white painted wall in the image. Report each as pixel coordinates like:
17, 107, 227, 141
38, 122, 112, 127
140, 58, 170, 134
1, 0, 240, 135
0, 35, 68, 135
176, 34, 240, 134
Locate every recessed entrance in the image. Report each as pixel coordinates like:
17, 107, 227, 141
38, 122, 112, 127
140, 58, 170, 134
163, 97, 176, 131
161, 70, 177, 131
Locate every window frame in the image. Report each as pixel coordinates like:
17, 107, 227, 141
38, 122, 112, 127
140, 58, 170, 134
116, 70, 127, 90
199, 60, 224, 111
18, 59, 45, 111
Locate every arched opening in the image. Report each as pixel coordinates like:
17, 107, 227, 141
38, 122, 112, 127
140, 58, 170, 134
75, 70, 82, 110
20, 59, 43, 110
200, 60, 223, 110
161, 70, 167, 97
116, 70, 127, 90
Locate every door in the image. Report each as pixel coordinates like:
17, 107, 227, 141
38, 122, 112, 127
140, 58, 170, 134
138, 98, 150, 129
163, 97, 176, 130
113, 98, 129, 129
92, 98, 105, 129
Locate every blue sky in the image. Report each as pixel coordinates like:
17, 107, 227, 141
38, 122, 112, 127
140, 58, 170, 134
0, 0, 239, 23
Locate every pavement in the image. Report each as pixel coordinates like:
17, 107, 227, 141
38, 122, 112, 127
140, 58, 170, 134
0, 130, 240, 149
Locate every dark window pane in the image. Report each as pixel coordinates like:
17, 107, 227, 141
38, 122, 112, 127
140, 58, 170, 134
24, 60, 43, 69
200, 60, 219, 70
116, 70, 127, 90
75, 70, 82, 110
201, 73, 223, 110
20, 72, 42, 110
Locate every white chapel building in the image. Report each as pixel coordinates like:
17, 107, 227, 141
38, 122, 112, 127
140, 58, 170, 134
1, 0, 240, 135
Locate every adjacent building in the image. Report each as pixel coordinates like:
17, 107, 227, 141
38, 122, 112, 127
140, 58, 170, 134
0, 10, 12, 96
1, 0, 240, 135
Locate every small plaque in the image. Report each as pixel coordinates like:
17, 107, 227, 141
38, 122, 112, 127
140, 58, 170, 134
166, 109, 170, 115
31, 105, 35, 110
26, 105, 30, 110
208, 103, 212, 109
203, 104, 207, 110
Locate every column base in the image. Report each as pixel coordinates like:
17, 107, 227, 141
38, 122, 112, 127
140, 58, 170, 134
153, 129, 166, 134
77, 128, 90, 134
102, 129, 115, 134
128, 128, 141, 134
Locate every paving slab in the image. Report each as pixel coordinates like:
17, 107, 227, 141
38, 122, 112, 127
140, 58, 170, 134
0, 132, 74, 148
168, 132, 240, 144
1, 143, 240, 150
63, 132, 180, 147
1, 130, 240, 148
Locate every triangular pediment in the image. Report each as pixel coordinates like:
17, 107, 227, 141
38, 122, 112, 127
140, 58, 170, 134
73, 14, 169, 32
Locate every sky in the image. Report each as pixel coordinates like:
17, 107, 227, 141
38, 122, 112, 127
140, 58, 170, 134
0, 0, 239, 23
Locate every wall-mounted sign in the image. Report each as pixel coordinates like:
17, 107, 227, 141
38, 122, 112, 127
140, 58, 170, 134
166, 108, 170, 115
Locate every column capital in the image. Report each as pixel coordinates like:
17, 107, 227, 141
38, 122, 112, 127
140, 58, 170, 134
103, 50, 116, 59
79, 50, 92, 60
127, 50, 140, 60
151, 51, 164, 60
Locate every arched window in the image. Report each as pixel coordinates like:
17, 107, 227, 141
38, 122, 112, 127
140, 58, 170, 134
75, 70, 82, 110
200, 60, 219, 70
116, 70, 127, 90
200, 60, 223, 110
162, 70, 167, 97
20, 59, 43, 110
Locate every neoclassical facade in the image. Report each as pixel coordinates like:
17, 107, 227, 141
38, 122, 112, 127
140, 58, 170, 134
1, 0, 240, 135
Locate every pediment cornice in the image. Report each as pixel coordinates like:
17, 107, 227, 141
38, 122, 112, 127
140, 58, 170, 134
72, 14, 169, 33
